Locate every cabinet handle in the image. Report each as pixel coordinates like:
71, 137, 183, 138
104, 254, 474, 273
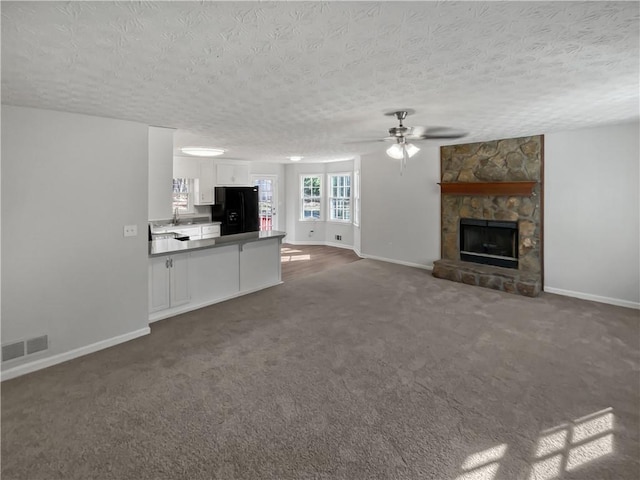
170, 258, 173, 268
165, 258, 170, 268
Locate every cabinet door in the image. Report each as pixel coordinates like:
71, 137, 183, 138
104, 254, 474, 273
216, 162, 249, 186
149, 256, 171, 313
194, 160, 215, 204
170, 254, 190, 307
202, 224, 220, 238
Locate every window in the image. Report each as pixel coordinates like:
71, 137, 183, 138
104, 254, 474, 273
300, 175, 322, 220
328, 173, 351, 222
172, 178, 193, 213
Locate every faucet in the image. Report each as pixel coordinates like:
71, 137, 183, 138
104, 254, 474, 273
172, 207, 180, 225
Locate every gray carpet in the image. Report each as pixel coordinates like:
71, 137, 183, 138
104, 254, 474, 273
2, 259, 639, 480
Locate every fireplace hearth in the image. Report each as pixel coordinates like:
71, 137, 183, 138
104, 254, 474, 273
460, 218, 518, 269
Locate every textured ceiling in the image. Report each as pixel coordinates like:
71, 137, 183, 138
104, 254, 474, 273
2, 1, 638, 163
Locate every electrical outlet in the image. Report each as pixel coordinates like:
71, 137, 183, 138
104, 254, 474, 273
123, 225, 138, 237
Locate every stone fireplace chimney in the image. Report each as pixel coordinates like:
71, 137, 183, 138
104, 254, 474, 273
432, 135, 544, 297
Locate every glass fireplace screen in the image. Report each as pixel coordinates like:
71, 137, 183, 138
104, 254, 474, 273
459, 218, 518, 269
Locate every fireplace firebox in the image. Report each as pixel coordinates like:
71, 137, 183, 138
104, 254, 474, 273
460, 218, 518, 269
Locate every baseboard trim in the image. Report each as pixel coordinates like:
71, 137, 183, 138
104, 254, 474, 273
543, 287, 640, 310
285, 240, 355, 250
149, 281, 283, 323
324, 241, 354, 250
1, 327, 151, 382
359, 253, 433, 271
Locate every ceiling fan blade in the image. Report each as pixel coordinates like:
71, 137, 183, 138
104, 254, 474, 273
409, 126, 468, 140
343, 139, 387, 144
344, 137, 396, 144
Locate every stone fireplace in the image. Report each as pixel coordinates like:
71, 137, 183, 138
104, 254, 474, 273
432, 135, 544, 297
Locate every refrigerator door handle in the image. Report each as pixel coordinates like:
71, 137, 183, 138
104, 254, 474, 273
240, 193, 245, 231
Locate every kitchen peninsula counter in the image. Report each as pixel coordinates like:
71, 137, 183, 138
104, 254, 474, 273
149, 230, 286, 257
148, 230, 285, 323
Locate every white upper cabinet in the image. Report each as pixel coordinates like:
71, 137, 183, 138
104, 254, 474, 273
148, 126, 175, 221
216, 161, 250, 186
194, 159, 216, 204
173, 156, 200, 179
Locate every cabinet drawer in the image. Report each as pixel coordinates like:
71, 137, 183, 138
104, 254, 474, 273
202, 225, 220, 236
174, 227, 201, 237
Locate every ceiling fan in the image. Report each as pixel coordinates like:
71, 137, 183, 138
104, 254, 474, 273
351, 109, 467, 174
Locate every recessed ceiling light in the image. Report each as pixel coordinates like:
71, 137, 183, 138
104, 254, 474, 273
288, 156, 303, 162
181, 147, 225, 157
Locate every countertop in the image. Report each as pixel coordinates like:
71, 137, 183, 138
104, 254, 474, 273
151, 220, 221, 231
149, 230, 286, 257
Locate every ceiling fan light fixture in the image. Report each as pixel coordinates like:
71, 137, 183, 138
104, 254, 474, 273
181, 147, 225, 157
386, 143, 419, 160
386, 143, 404, 160
405, 143, 420, 157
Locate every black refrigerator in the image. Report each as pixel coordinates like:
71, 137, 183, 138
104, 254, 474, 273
211, 186, 260, 236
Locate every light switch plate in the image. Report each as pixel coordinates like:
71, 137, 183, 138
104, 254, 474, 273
123, 225, 138, 237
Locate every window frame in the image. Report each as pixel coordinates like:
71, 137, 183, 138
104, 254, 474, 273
299, 174, 323, 221
172, 177, 195, 214
353, 169, 360, 227
327, 172, 352, 223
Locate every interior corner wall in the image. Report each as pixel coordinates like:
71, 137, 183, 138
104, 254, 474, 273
360, 146, 441, 268
1, 105, 150, 377
284, 160, 355, 247
544, 121, 640, 307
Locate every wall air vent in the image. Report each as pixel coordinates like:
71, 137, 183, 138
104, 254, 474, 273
2, 335, 49, 362
2, 342, 25, 362
26, 335, 48, 355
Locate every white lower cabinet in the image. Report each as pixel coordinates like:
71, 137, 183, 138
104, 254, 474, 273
173, 226, 201, 240
148, 237, 282, 322
149, 253, 190, 313
189, 245, 240, 304
240, 238, 281, 292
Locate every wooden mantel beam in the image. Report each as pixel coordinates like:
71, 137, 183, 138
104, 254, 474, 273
438, 181, 537, 196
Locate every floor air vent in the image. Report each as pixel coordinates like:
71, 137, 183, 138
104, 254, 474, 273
2, 335, 49, 362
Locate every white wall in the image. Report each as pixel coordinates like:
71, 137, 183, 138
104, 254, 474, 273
358, 123, 639, 307
148, 126, 175, 221
284, 160, 355, 247
544, 121, 639, 308
1, 106, 150, 378
360, 145, 441, 269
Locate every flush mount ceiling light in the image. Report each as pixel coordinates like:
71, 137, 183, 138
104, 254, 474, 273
180, 147, 225, 157
288, 156, 303, 162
